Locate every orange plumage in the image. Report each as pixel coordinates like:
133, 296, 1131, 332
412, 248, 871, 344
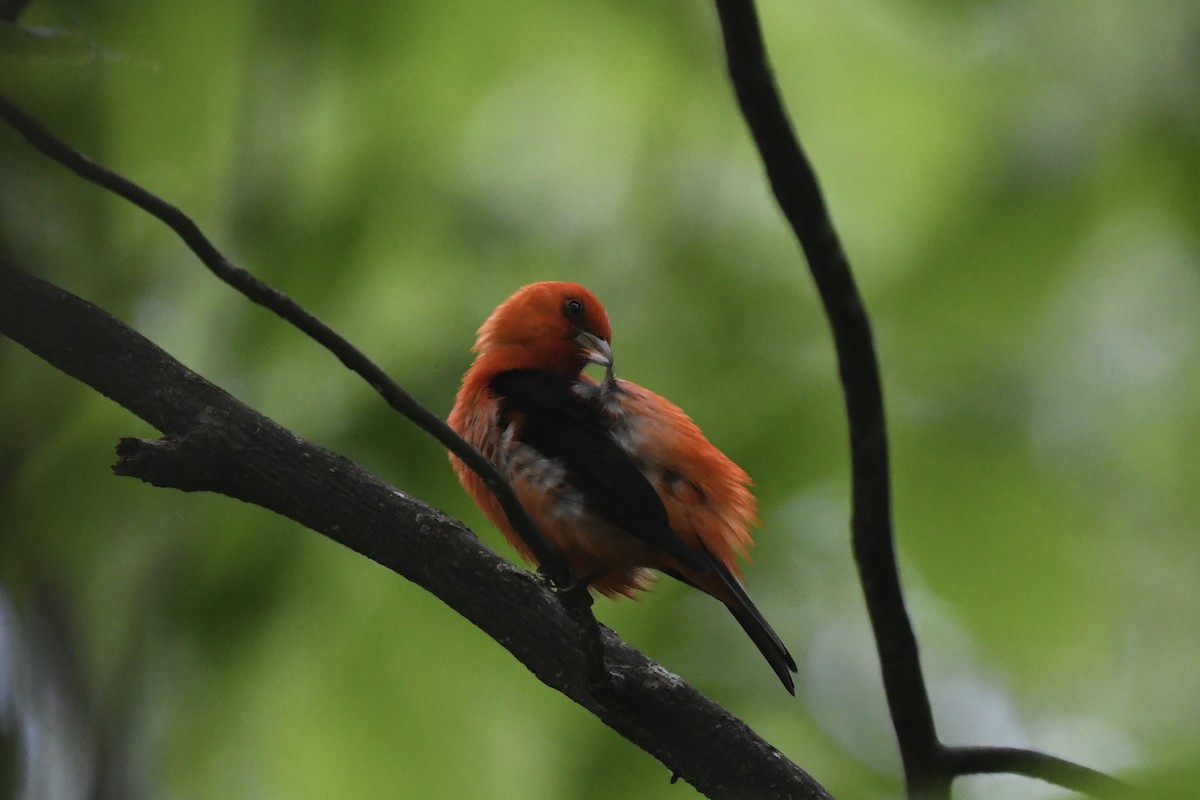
448, 281, 796, 692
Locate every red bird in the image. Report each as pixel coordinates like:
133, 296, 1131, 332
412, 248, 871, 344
448, 281, 796, 693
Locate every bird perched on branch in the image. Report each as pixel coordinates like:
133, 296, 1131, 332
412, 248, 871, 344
448, 281, 796, 693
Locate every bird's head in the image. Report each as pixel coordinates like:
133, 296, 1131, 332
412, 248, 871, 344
472, 282, 613, 375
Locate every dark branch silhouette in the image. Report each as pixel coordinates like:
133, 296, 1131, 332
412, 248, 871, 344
712, 0, 937, 790
712, 1, 1124, 798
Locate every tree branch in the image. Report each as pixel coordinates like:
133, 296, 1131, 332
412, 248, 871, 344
0, 260, 832, 800
942, 746, 1129, 799
713, 0, 937, 789
712, 1, 1123, 797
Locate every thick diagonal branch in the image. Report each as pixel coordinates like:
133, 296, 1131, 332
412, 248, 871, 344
0, 261, 831, 800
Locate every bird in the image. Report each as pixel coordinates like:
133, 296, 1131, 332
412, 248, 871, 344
447, 281, 797, 693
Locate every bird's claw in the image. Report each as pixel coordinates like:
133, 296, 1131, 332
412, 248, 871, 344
537, 565, 595, 608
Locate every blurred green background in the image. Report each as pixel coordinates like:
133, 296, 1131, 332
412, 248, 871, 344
1, 0, 1197, 798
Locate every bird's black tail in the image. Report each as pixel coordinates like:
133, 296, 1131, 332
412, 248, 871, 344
669, 550, 798, 694
712, 555, 798, 695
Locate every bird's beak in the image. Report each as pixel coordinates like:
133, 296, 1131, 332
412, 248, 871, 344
575, 330, 614, 379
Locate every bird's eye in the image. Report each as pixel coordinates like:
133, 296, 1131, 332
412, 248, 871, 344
564, 298, 585, 317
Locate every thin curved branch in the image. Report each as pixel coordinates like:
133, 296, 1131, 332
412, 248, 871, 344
712, 0, 939, 789
0, 260, 832, 800
0, 92, 576, 594
712, 1, 1121, 798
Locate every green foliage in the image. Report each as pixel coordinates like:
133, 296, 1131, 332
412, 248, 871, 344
2, 0, 1197, 797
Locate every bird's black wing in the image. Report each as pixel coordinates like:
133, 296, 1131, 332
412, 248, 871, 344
490, 369, 708, 574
